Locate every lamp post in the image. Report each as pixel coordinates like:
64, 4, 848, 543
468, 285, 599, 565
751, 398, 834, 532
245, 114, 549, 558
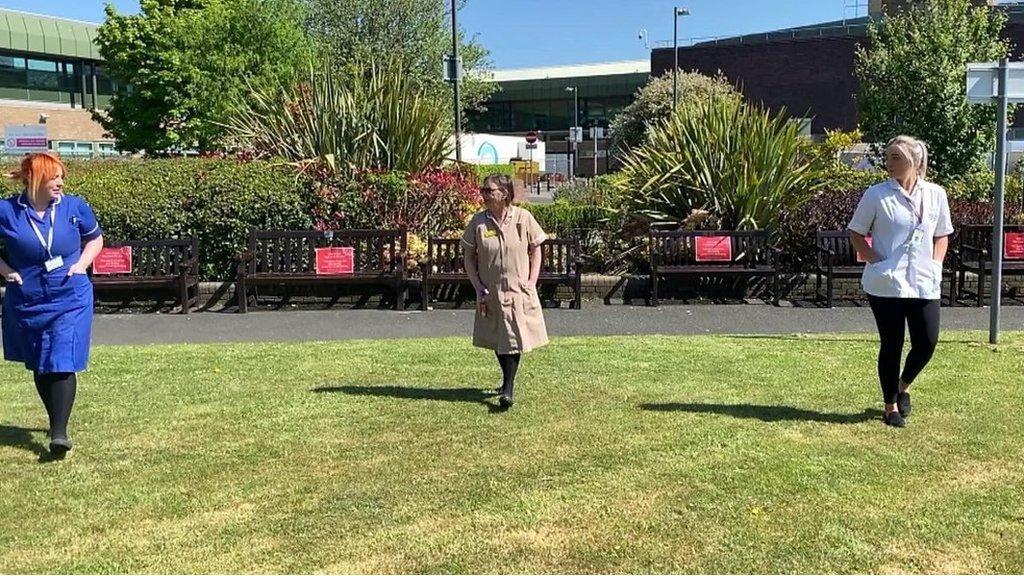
566, 85, 579, 179
673, 7, 690, 108
451, 0, 462, 162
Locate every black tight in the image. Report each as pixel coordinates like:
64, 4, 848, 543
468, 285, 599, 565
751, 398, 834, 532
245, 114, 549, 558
867, 296, 940, 405
33, 372, 77, 440
495, 353, 521, 398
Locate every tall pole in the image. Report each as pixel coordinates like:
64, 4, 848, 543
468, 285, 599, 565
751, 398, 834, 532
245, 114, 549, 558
451, 0, 462, 162
673, 7, 679, 107
990, 57, 1009, 344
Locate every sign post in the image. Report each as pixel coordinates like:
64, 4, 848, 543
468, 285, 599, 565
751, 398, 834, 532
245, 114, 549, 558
525, 131, 539, 194
966, 59, 1024, 344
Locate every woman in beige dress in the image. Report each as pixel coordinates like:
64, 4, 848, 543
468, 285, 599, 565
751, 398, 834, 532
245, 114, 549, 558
462, 174, 549, 409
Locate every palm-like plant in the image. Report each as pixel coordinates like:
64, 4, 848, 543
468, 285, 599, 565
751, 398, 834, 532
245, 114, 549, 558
224, 58, 451, 174
618, 98, 827, 230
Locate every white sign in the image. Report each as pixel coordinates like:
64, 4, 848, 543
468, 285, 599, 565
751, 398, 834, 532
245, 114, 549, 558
966, 62, 1024, 103
589, 127, 605, 140
4, 125, 48, 153
568, 126, 584, 143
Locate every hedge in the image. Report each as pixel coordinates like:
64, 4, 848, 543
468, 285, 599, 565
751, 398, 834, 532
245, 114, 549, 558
2, 159, 311, 280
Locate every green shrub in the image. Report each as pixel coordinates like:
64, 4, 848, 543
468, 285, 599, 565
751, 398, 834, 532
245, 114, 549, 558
619, 98, 827, 230
942, 169, 1023, 203
2, 158, 310, 280
469, 163, 515, 183
521, 201, 611, 235
552, 174, 625, 208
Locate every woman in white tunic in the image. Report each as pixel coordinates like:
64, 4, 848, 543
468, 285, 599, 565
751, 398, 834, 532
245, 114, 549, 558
848, 136, 954, 428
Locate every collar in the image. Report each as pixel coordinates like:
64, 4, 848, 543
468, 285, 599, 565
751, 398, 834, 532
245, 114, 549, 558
16, 191, 63, 210
485, 206, 514, 227
887, 178, 924, 198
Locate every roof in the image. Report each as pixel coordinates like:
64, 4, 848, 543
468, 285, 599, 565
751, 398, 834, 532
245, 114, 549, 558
488, 60, 651, 82
0, 8, 101, 61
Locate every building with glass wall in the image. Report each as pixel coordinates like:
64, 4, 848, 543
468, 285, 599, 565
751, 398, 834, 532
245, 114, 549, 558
0, 9, 117, 156
468, 61, 650, 177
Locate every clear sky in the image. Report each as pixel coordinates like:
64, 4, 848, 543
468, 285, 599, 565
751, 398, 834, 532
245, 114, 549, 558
2, 0, 868, 68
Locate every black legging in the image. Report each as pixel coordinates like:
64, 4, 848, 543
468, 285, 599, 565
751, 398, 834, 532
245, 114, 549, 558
495, 353, 521, 398
867, 296, 940, 405
33, 372, 77, 441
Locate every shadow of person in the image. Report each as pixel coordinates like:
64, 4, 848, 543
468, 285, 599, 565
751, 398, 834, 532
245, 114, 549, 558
313, 385, 509, 413
639, 402, 882, 424
0, 424, 56, 461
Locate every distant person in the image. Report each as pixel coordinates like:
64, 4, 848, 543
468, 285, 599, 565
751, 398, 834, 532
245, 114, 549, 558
462, 174, 549, 409
848, 136, 953, 428
1, 152, 104, 456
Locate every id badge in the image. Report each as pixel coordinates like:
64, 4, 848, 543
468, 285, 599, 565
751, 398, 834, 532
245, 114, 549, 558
911, 225, 926, 245
44, 256, 64, 272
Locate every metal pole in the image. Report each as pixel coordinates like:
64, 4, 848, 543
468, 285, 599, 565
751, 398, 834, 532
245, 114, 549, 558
451, 0, 462, 162
673, 7, 679, 107
594, 131, 598, 176
990, 57, 1009, 345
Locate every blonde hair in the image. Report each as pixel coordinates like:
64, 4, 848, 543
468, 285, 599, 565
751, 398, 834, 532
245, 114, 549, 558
886, 135, 928, 178
482, 173, 516, 206
7, 152, 67, 199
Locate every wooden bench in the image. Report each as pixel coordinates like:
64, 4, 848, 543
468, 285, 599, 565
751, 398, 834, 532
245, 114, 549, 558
89, 238, 201, 314
649, 230, 779, 306
420, 237, 582, 310
815, 230, 956, 307
236, 229, 407, 313
956, 224, 1024, 306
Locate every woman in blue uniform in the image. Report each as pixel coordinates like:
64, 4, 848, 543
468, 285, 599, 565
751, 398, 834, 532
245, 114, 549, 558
1, 152, 103, 457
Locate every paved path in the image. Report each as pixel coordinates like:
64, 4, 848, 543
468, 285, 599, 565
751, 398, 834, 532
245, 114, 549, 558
73, 304, 1024, 346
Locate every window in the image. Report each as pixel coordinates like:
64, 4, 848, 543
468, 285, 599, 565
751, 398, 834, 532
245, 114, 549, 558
56, 141, 95, 156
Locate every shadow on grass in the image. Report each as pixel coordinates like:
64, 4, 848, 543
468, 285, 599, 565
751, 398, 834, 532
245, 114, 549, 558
312, 385, 510, 413
726, 334, 981, 345
0, 424, 64, 462
640, 403, 883, 424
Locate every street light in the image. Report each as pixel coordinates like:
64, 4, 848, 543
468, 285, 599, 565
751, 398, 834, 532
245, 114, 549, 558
673, 6, 690, 108
450, 0, 462, 162
566, 86, 579, 179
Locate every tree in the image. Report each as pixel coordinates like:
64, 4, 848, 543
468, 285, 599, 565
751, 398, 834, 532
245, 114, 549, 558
608, 71, 741, 159
299, 0, 494, 122
95, 0, 311, 153
855, 0, 1010, 180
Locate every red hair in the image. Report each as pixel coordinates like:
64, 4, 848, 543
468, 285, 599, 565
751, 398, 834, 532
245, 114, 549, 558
8, 152, 67, 197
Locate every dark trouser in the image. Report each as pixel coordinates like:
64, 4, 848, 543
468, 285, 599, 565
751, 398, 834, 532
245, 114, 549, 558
867, 295, 940, 405
33, 372, 77, 440
495, 353, 521, 398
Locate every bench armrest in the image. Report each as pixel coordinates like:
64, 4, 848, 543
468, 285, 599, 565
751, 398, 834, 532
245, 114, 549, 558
815, 244, 836, 256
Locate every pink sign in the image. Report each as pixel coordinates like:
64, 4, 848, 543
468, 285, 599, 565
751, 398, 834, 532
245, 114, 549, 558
1005, 232, 1024, 260
695, 236, 733, 262
315, 247, 355, 275
855, 236, 873, 263
92, 246, 133, 275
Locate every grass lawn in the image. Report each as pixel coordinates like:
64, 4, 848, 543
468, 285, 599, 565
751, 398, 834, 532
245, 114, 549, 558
1, 332, 1023, 573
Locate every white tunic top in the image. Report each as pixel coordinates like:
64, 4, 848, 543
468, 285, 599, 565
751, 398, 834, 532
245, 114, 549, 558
847, 178, 954, 300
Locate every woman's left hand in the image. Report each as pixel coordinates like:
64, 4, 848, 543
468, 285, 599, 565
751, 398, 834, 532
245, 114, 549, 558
67, 262, 89, 276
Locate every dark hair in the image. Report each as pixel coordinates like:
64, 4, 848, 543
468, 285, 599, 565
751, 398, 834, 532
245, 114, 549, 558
482, 173, 516, 205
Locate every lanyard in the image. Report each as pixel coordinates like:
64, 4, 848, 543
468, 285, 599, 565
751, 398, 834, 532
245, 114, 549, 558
26, 205, 56, 260
896, 181, 927, 225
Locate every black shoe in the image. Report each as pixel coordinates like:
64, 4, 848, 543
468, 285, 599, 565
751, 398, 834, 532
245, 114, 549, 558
498, 394, 514, 409
49, 437, 72, 457
897, 391, 912, 418
883, 411, 906, 428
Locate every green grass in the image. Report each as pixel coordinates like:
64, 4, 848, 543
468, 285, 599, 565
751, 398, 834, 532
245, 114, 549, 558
1, 333, 1023, 573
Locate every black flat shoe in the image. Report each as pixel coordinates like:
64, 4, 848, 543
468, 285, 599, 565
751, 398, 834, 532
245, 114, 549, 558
498, 394, 514, 409
897, 391, 911, 418
883, 411, 906, 428
49, 437, 72, 457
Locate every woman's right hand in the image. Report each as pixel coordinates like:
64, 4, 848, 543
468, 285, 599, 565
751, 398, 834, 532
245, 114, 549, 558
4, 271, 22, 285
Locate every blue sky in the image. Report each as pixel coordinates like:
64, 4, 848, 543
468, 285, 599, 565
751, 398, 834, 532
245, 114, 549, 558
4, 0, 866, 68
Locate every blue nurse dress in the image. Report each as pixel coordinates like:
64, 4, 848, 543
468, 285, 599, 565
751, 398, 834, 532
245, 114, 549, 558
0, 192, 102, 374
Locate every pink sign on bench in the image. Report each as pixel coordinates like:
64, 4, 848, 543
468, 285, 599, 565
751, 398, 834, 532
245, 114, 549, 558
92, 246, 133, 275
1005, 232, 1024, 260
695, 236, 733, 262
315, 247, 355, 275
855, 236, 873, 264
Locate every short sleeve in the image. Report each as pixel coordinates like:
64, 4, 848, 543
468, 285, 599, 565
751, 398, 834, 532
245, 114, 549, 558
461, 217, 477, 256
934, 188, 954, 237
76, 198, 102, 240
847, 188, 876, 236
524, 210, 547, 248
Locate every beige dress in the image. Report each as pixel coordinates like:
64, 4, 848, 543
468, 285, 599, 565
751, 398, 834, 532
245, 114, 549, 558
462, 206, 550, 354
